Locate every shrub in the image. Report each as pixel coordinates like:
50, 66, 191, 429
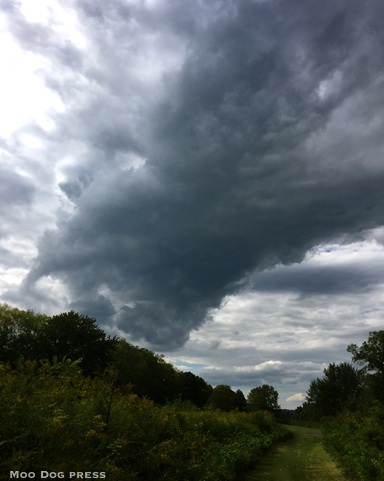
323, 404, 384, 481
0, 361, 289, 480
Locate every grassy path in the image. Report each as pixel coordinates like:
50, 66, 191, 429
243, 425, 351, 481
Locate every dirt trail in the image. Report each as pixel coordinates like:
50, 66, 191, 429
244, 425, 351, 481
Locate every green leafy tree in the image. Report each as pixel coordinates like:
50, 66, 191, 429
234, 389, 247, 411
0, 305, 117, 376
112, 339, 179, 403
207, 385, 237, 411
0, 304, 49, 364
41, 311, 117, 375
247, 385, 280, 413
347, 331, 384, 374
176, 371, 213, 407
306, 362, 364, 417
347, 331, 384, 402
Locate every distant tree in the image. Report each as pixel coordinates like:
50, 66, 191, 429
111, 339, 179, 403
247, 385, 280, 413
176, 371, 213, 407
207, 385, 237, 411
297, 401, 319, 422
233, 389, 247, 411
306, 362, 364, 417
41, 311, 117, 376
347, 331, 384, 402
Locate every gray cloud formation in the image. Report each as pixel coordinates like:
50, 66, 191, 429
250, 257, 384, 295
0, 167, 35, 240
3, 0, 384, 349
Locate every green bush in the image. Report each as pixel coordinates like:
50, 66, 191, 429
323, 404, 384, 481
0, 361, 288, 480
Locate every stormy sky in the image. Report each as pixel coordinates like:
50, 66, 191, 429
1, 0, 384, 407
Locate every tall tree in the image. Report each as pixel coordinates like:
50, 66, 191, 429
112, 339, 179, 403
41, 311, 117, 375
247, 385, 280, 413
306, 362, 364, 417
234, 389, 247, 411
347, 331, 384, 402
176, 371, 213, 407
0, 304, 49, 364
0, 305, 117, 375
347, 331, 384, 375
207, 385, 237, 411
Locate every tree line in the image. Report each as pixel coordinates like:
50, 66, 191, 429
301, 330, 384, 419
300, 330, 384, 481
0, 303, 280, 413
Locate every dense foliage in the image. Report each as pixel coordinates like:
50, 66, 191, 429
0, 359, 289, 481
0, 303, 289, 479
305, 362, 364, 417
348, 331, 384, 403
0, 305, 117, 375
247, 384, 280, 413
322, 404, 384, 481
0, 303, 279, 412
301, 330, 384, 481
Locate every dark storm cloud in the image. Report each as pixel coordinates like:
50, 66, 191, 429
250, 257, 384, 296
12, 0, 384, 348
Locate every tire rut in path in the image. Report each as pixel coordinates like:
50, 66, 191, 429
243, 425, 350, 481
